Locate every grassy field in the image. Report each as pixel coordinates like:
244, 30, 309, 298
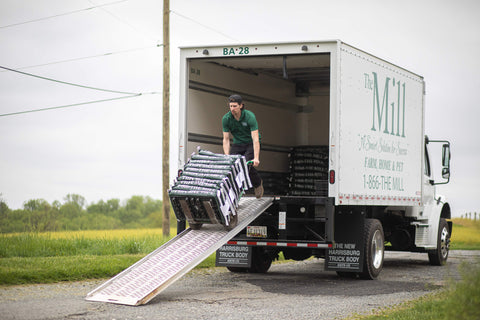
0, 228, 217, 285
0, 218, 478, 286
450, 218, 480, 250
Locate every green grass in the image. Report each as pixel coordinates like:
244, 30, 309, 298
0, 254, 143, 285
0, 230, 217, 285
450, 218, 480, 250
0, 233, 167, 257
356, 262, 480, 320
0, 218, 479, 286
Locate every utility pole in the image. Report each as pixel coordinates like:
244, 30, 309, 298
162, 0, 170, 237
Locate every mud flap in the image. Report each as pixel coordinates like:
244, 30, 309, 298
215, 244, 252, 268
325, 208, 365, 273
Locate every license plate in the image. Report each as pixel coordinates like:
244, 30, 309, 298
247, 226, 267, 238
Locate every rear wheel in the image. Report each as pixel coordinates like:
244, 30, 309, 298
360, 219, 384, 280
226, 247, 273, 273
249, 247, 273, 273
428, 218, 450, 266
283, 248, 311, 261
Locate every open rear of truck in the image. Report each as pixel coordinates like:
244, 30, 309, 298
179, 42, 334, 176
178, 41, 337, 258
177, 40, 449, 278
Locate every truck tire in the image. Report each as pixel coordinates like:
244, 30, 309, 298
283, 248, 311, 261
360, 219, 384, 280
428, 218, 450, 266
249, 247, 273, 273
226, 247, 273, 273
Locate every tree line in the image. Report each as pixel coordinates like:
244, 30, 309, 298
0, 194, 170, 233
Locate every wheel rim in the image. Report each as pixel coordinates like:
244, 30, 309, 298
371, 229, 384, 269
440, 226, 449, 259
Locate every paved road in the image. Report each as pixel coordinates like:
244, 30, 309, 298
1, 250, 478, 320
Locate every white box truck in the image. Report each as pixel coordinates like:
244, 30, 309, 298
176, 40, 452, 279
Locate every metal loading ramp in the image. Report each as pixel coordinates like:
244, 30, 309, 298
86, 197, 273, 306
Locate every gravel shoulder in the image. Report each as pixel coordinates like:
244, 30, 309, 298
1, 250, 478, 320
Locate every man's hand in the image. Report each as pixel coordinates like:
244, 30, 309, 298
252, 159, 260, 167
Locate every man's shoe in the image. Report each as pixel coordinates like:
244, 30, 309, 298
254, 181, 264, 199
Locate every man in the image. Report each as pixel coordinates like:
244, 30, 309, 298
222, 94, 264, 199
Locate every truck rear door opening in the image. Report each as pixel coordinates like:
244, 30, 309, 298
185, 52, 332, 191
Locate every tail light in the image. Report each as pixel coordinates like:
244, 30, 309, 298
329, 170, 335, 184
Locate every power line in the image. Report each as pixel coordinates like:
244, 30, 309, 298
0, 65, 162, 118
89, 0, 160, 43
0, 0, 130, 29
170, 10, 239, 42
0, 45, 162, 73
0, 65, 140, 95
0, 92, 160, 118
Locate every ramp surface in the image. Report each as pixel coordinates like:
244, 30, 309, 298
86, 197, 273, 306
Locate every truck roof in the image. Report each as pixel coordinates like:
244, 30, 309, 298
179, 39, 424, 80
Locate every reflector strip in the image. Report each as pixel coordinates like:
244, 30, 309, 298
338, 193, 421, 205
227, 240, 332, 248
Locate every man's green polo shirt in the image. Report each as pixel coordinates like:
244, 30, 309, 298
222, 109, 260, 144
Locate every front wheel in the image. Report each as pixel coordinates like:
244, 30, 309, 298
360, 219, 385, 279
428, 218, 450, 266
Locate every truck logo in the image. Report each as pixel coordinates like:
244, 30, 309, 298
364, 72, 406, 138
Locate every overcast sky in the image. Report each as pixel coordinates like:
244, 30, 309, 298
0, 0, 478, 216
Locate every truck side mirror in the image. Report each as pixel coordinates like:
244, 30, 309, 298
430, 140, 451, 185
442, 144, 450, 167
441, 143, 451, 181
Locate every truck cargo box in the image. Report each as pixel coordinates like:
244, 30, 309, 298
178, 40, 425, 207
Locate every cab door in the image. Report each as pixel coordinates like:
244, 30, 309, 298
423, 142, 435, 207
